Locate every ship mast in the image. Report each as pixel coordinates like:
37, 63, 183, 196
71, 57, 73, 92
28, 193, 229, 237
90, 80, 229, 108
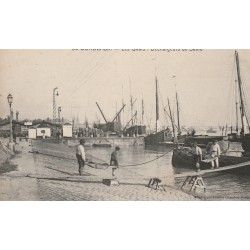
156, 76, 160, 132
141, 95, 144, 125
235, 50, 249, 135
129, 78, 137, 126
130, 79, 134, 126
176, 91, 181, 135
168, 98, 176, 143
236, 101, 239, 133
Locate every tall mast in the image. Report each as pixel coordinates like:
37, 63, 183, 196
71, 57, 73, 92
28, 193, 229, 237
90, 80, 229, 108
176, 91, 181, 135
235, 50, 246, 135
156, 76, 160, 132
236, 101, 239, 133
168, 98, 176, 143
142, 95, 144, 125
122, 84, 124, 127
129, 78, 134, 125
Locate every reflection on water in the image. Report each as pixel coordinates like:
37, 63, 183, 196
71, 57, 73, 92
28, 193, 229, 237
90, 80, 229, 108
86, 144, 250, 200
86, 145, 175, 186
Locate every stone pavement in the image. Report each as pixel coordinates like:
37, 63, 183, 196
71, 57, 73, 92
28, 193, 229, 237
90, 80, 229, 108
0, 140, 198, 201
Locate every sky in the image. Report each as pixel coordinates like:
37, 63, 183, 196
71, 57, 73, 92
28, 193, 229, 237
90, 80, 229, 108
1, 49, 250, 128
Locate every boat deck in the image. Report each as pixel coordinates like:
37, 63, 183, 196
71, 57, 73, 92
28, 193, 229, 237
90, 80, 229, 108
174, 160, 250, 178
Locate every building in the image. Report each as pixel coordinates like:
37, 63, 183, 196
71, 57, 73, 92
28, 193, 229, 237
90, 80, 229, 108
63, 123, 72, 137
0, 121, 24, 137
36, 124, 52, 138
28, 127, 37, 139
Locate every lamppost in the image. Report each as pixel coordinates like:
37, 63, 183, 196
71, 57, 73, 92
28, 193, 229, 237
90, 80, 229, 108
58, 107, 62, 124
16, 110, 19, 121
7, 94, 13, 143
53, 87, 59, 124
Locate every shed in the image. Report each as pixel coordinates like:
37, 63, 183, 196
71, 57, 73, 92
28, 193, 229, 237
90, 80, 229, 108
36, 124, 51, 138
28, 127, 37, 139
63, 123, 73, 138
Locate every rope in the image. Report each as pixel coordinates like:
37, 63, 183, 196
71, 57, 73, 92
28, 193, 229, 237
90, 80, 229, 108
119, 147, 174, 167
29, 146, 174, 168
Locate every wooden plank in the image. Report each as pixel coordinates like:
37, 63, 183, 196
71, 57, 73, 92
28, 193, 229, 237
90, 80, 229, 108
174, 160, 250, 178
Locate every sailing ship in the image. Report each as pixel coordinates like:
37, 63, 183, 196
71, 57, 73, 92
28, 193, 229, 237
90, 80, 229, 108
123, 94, 146, 137
182, 50, 250, 148
226, 50, 250, 155
172, 50, 250, 170
172, 144, 250, 170
144, 77, 174, 146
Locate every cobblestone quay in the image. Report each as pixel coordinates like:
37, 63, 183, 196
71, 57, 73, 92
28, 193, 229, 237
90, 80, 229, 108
0, 140, 197, 201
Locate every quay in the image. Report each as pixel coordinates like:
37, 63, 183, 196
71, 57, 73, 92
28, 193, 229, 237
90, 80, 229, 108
0, 139, 197, 201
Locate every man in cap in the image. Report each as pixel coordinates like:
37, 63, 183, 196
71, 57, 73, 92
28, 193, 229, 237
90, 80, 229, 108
210, 140, 221, 169
191, 142, 202, 172
76, 139, 86, 176
110, 146, 120, 177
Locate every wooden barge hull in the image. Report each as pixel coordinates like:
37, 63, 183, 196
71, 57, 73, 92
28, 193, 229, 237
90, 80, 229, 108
172, 147, 250, 173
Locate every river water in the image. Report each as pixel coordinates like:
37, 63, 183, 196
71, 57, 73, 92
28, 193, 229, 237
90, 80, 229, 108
30, 138, 250, 201
86, 144, 250, 201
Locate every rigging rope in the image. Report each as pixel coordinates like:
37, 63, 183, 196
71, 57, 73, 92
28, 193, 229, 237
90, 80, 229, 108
64, 51, 117, 101
63, 51, 100, 95
224, 55, 236, 131
239, 69, 250, 130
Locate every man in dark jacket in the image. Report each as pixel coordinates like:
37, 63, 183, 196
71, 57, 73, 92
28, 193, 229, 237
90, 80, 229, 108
110, 146, 120, 177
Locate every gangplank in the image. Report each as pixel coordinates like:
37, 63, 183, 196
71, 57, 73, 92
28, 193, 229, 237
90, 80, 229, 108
174, 160, 250, 192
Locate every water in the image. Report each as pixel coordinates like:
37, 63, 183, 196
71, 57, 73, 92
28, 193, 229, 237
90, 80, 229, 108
86, 145, 175, 184
34, 141, 250, 200
86, 144, 250, 200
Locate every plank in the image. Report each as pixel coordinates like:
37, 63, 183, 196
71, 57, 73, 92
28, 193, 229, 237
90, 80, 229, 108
174, 160, 250, 178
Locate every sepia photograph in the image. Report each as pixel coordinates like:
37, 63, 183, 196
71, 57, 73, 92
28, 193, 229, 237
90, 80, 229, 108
2, 1, 250, 250
1, 49, 250, 201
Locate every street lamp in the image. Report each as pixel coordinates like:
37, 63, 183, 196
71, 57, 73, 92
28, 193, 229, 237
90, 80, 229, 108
53, 87, 59, 124
7, 94, 13, 143
58, 107, 62, 124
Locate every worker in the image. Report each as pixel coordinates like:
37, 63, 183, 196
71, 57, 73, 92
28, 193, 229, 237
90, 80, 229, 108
76, 139, 86, 176
210, 140, 221, 169
110, 146, 120, 177
191, 142, 202, 172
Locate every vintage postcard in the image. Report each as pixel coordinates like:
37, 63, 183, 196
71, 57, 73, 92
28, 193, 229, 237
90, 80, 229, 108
1, 49, 250, 201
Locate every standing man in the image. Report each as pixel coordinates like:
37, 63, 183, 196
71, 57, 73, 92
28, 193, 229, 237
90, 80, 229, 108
76, 139, 86, 176
191, 142, 202, 172
110, 146, 120, 177
210, 140, 221, 169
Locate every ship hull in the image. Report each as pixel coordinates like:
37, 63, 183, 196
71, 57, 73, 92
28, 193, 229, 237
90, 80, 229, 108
144, 130, 173, 145
184, 135, 228, 148
172, 147, 250, 173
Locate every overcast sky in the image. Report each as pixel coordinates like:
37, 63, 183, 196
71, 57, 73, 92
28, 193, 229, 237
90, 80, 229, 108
1, 49, 250, 128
